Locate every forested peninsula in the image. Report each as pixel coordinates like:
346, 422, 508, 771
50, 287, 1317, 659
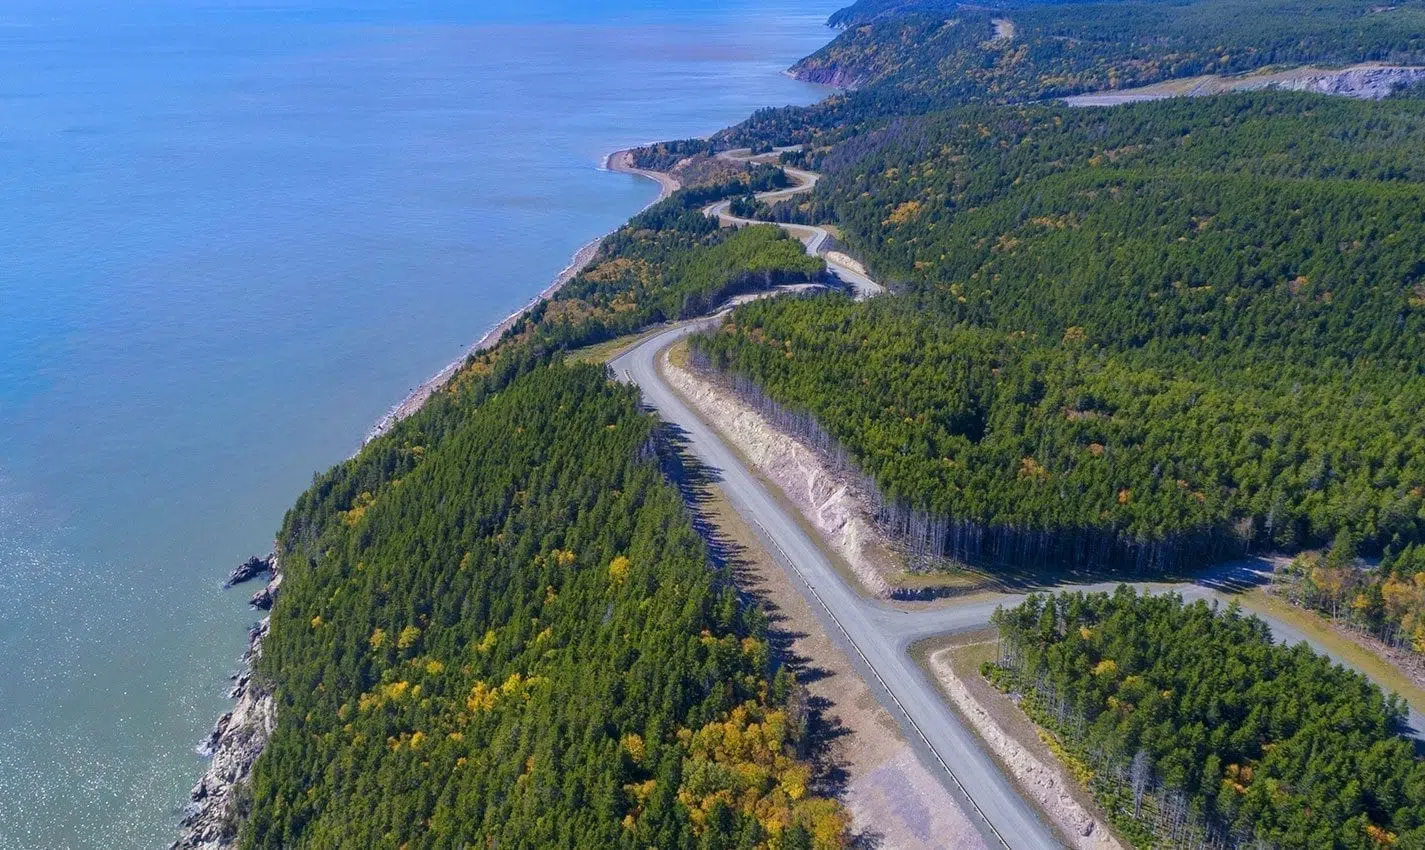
184, 0, 1425, 846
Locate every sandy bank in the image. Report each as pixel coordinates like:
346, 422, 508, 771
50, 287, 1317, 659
660, 343, 901, 598
363, 150, 681, 445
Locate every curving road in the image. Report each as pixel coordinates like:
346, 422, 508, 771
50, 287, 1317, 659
612, 320, 1425, 849
611, 147, 1425, 848
704, 149, 884, 299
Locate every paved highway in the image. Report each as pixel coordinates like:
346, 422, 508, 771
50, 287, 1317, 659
612, 321, 1425, 848
612, 322, 1054, 848
704, 151, 884, 299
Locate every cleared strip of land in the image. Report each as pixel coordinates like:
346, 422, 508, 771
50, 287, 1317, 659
1064, 63, 1425, 106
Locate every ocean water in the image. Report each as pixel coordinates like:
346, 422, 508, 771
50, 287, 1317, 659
0, 2, 834, 846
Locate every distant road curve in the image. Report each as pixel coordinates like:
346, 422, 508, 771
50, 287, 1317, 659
613, 145, 883, 299
707, 148, 884, 299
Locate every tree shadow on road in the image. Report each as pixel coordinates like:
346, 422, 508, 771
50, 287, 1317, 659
653, 420, 889, 846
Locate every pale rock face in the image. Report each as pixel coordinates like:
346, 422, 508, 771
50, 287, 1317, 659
1258, 65, 1425, 99
174, 555, 281, 850
664, 354, 896, 598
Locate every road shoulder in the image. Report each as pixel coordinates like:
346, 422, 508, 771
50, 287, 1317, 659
692, 467, 988, 849
919, 634, 1126, 850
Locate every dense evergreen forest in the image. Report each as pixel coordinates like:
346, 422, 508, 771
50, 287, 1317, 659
505, 173, 824, 355
692, 94, 1425, 571
724, 0, 1425, 144
693, 295, 1425, 571
988, 588, 1425, 848
243, 359, 844, 848
235, 149, 843, 847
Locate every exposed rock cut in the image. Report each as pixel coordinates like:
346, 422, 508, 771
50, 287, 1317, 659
663, 351, 898, 597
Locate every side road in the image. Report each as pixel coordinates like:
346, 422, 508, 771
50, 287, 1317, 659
613, 321, 1425, 849
613, 322, 1051, 849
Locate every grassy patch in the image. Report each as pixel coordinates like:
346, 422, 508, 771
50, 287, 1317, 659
893, 567, 993, 592
1240, 587, 1425, 715
564, 326, 667, 365
666, 337, 691, 369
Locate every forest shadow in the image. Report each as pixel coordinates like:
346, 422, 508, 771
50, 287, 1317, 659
652, 420, 858, 806
909, 553, 1279, 598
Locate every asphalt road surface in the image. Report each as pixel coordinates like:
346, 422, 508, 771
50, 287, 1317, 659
705, 151, 884, 299
612, 320, 1425, 848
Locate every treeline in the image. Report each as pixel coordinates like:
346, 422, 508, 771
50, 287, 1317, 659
825, 0, 960, 28
243, 358, 845, 848
691, 296, 1425, 571
1275, 534, 1425, 656
501, 176, 822, 355
631, 138, 716, 171
802, 0, 1425, 118
988, 587, 1425, 848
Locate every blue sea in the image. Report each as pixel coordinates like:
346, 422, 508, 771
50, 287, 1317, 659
0, 2, 833, 845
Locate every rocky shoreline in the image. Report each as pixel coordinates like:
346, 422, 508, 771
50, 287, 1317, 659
174, 553, 280, 850
176, 148, 681, 847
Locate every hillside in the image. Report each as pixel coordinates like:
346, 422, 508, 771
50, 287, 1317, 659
693, 93, 1425, 571
242, 360, 844, 848
717, 0, 1425, 150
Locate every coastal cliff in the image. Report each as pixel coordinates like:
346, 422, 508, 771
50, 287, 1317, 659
175, 554, 280, 850
789, 61, 867, 89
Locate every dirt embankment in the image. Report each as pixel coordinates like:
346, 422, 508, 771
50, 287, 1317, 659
662, 347, 901, 598
823, 250, 866, 276
695, 488, 986, 849
928, 644, 1125, 850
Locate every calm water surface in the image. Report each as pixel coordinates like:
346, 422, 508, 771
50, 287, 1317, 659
0, 2, 834, 845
